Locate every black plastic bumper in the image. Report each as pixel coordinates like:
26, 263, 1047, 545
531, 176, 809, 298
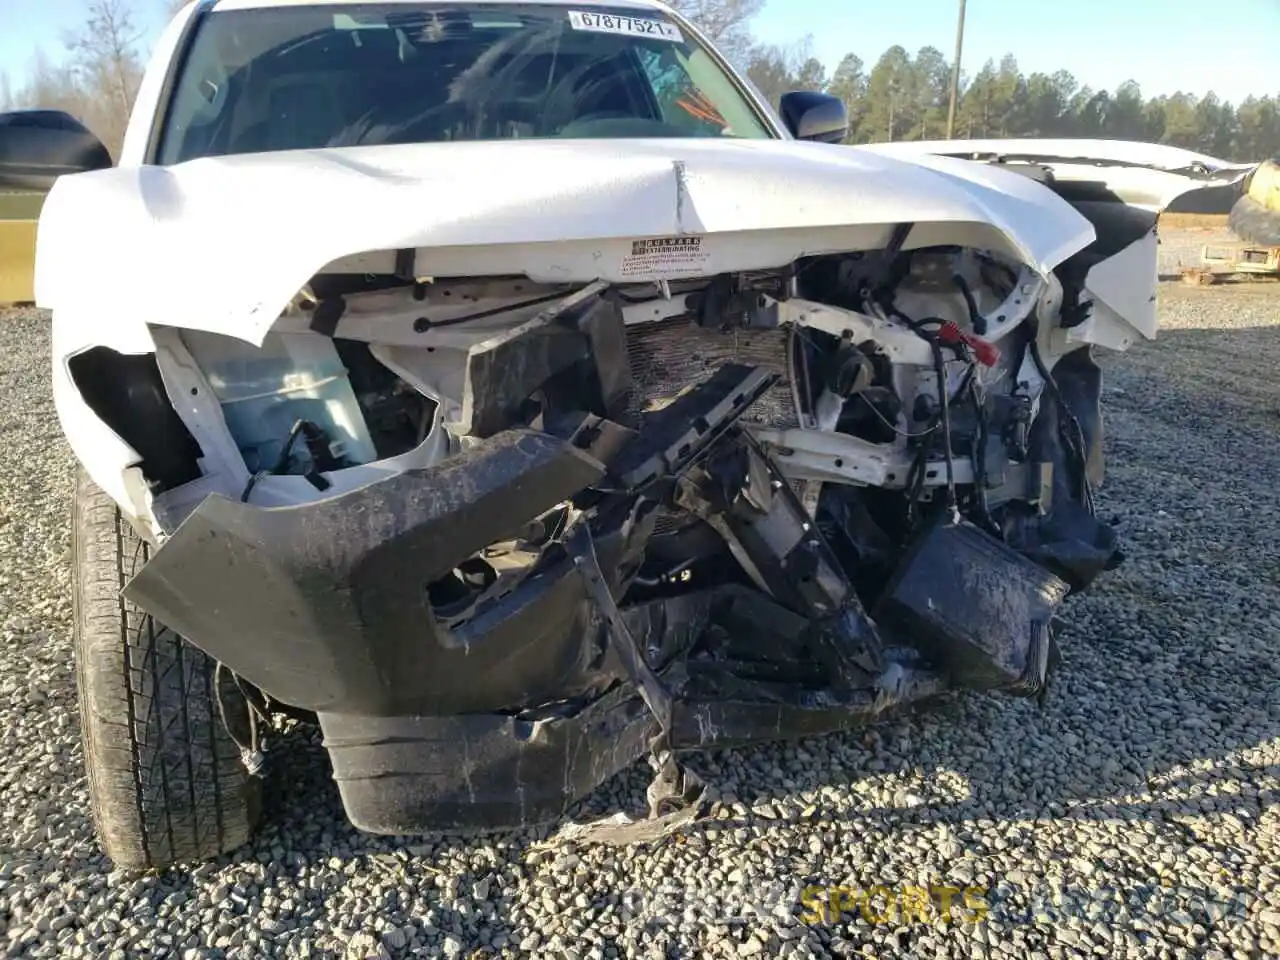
320, 685, 656, 833
124, 428, 612, 717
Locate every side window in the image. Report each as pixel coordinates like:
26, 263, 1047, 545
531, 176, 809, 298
634, 46, 728, 136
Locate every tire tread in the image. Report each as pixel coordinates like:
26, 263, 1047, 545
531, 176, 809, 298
72, 469, 260, 869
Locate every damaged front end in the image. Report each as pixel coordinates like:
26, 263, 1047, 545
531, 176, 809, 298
113, 236, 1122, 833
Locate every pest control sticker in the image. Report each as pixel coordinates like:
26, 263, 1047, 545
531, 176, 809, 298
567, 10, 684, 42
620, 236, 707, 278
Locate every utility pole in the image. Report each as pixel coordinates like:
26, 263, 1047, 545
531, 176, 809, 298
946, 0, 967, 139
887, 78, 899, 141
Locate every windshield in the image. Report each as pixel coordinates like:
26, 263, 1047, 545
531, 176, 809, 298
155, 3, 775, 163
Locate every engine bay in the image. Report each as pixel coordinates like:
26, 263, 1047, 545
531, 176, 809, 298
126, 241, 1118, 603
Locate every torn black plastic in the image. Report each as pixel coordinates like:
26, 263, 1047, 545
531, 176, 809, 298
457, 282, 636, 437
996, 344, 1122, 592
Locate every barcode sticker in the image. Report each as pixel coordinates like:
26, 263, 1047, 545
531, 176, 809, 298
567, 10, 683, 42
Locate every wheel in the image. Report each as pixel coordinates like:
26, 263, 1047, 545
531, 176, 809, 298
1227, 193, 1280, 247
72, 468, 261, 869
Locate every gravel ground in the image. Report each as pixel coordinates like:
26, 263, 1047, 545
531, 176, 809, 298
1, 269, 1279, 959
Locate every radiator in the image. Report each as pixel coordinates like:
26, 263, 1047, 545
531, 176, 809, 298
625, 316, 799, 429
625, 317, 805, 535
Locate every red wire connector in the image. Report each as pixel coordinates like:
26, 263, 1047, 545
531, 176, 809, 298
937, 321, 1001, 367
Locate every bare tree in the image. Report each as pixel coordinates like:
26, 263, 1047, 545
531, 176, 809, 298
62, 0, 147, 154
17, 50, 90, 117
744, 36, 826, 110
0, 72, 13, 112
667, 0, 765, 68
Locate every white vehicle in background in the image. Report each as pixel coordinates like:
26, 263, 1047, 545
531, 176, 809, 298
867, 137, 1260, 214
4, 0, 1227, 870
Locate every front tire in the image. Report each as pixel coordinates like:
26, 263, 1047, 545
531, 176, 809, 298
72, 469, 261, 869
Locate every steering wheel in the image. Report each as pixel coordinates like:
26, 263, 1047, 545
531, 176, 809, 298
536, 63, 633, 136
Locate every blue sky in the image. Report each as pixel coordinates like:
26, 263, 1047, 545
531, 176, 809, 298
752, 0, 1279, 103
2, 0, 1277, 104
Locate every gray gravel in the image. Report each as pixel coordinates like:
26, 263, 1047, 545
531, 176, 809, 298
1, 264, 1279, 958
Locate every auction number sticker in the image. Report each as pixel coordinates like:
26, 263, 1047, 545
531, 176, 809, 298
621, 236, 707, 277
567, 10, 683, 42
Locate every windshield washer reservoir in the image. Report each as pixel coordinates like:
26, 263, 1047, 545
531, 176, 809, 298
181, 330, 378, 475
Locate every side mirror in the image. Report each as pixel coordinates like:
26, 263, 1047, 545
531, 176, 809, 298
778, 92, 849, 144
0, 110, 113, 191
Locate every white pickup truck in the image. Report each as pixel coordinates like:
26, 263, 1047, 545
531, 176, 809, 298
1, 0, 1245, 870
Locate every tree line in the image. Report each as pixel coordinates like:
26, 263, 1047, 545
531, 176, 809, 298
2, 0, 1277, 164
743, 41, 1280, 163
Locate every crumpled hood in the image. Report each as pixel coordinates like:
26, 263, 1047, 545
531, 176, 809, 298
36, 137, 1096, 346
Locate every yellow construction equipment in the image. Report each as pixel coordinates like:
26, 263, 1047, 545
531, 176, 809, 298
0, 108, 113, 306
1227, 158, 1280, 246
0, 190, 42, 305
